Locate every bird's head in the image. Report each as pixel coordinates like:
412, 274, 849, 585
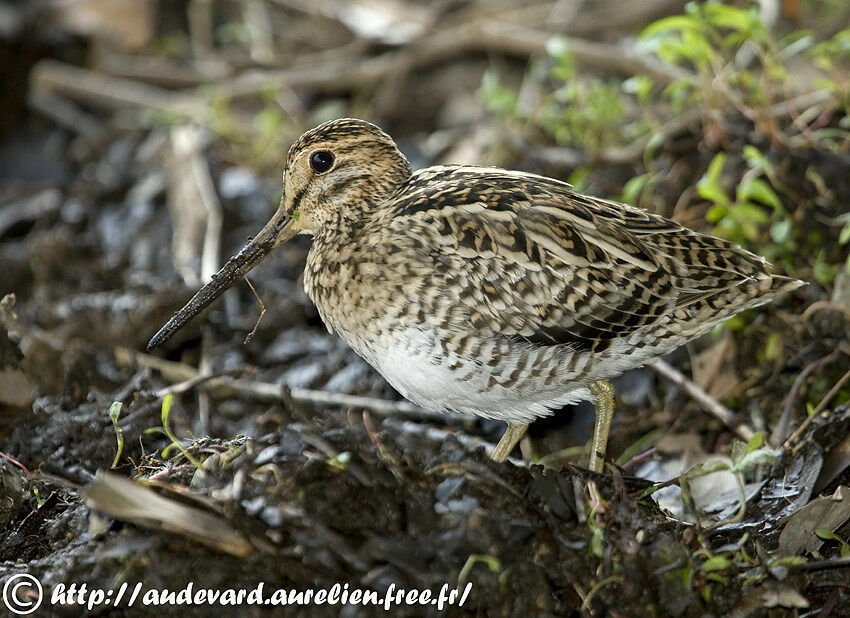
280, 118, 412, 234
147, 118, 411, 349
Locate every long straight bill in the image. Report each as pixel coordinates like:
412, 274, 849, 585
147, 209, 295, 350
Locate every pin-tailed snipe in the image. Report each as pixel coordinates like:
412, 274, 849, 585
149, 118, 803, 471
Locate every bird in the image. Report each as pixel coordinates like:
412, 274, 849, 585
148, 118, 803, 471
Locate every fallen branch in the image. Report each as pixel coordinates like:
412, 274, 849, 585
651, 359, 755, 442
0, 189, 63, 239
218, 19, 689, 102
165, 125, 223, 287
115, 347, 458, 422
30, 59, 210, 120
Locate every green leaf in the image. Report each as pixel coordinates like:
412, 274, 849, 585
744, 432, 765, 456
708, 153, 727, 182
567, 166, 590, 192
704, 4, 754, 32
735, 448, 778, 472
589, 526, 604, 558
477, 69, 519, 118
641, 15, 702, 38
687, 460, 731, 478
705, 572, 728, 584
108, 401, 123, 424
730, 202, 770, 225
698, 181, 731, 208
705, 204, 729, 223
738, 178, 783, 211
743, 146, 775, 176
161, 393, 174, 426
621, 174, 649, 204
701, 555, 731, 572
616, 428, 662, 466
780, 32, 815, 59
622, 75, 655, 104
815, 528, 841, 541
813, 250, 838, 284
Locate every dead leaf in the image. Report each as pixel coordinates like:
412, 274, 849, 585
729, 581, 809, 618
777, 485, 850, 555
83, 471, 254, 557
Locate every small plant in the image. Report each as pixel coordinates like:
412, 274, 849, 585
478, 37, 639, 154
32, 486, 46, 508
457, 554, 502, 590
206, 84, 290, 172
697, 152, 787, 248
325, 451, 351, 471
144, 393, 204, 469
809, 28, 850, 118
108, 401, 124, 469
537, 38, 631, 152
586, 481, 608, 558
640, 3, 798, 116
477, 70, 519, 121
642, 432, 776, 528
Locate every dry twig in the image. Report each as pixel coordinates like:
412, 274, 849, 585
771, 349, 840, 445
114, 347, 457, 422
651, 359, 755, 441
783, 365, 850, 450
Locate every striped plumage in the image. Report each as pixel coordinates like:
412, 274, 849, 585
149, 118, 804, 467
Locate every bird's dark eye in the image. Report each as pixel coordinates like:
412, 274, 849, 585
310, 151, 334, 173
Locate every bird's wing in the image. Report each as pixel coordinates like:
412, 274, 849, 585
389, 166, 771, 352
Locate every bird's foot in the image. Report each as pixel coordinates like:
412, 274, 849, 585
491, 423, 528, 462
587, 379, 616, 473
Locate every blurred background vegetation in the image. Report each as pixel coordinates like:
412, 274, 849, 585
8, 0, 848, 287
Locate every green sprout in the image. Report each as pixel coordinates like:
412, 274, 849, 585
457, 554, 502, 590
144, 394, 204, 469
325, 451, 351, 471
108, 401, 124, 469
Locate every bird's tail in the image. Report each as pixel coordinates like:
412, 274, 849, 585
765, 274, 806, 296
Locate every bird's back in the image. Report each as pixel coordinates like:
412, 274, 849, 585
385, 165, 801, 351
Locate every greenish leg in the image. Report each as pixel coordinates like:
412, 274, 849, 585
587, 379, 616, 473
491, 424, 528, 463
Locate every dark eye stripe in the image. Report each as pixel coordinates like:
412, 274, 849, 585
289, 185, 308, 214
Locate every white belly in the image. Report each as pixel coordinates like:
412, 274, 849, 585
347, 326, 594, 425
